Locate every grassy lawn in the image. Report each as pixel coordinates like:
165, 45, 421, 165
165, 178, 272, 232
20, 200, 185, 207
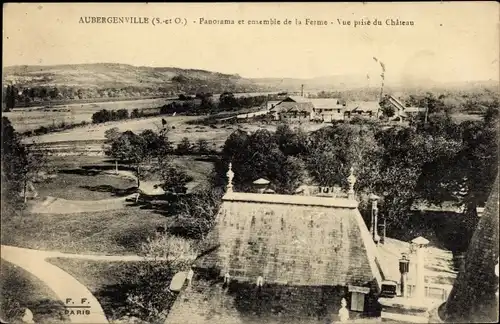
1, 207, 171, 255
48, 258, 141, 322
45, 155, 214, 188
0, 155, 214, 255
171, 155, 214, 186
0, 261, 70, 324
48, 258, 178, 323
35, 172, 137, 201
45, 155, 113, 169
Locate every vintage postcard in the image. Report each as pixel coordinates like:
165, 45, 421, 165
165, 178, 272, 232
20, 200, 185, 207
1, 2, 499, 324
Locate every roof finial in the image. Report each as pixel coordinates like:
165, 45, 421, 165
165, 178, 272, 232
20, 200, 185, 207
347, 167, 356, 199
338, 298, 349, 322
226, 162, 234, 193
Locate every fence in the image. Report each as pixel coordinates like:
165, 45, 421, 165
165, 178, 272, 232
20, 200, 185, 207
396, 282, 452, 302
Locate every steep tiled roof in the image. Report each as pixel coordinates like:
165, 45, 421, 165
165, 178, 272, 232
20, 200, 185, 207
266, 101, 283, 109
386, 95, 405, 111
167, 190, 387, 323
284, 96, 311, 103
309, 98, 344, 109
277, 102, 315, 114
195, 192, 384, 287
348, 101, 380, 113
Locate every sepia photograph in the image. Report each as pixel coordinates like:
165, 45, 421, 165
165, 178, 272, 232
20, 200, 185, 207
1, 2, 499, 324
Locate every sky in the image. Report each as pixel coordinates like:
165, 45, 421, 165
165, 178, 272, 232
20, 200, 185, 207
3, 2, 499, 85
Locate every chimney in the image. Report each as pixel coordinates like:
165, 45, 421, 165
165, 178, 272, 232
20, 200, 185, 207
301, 84, 304, 97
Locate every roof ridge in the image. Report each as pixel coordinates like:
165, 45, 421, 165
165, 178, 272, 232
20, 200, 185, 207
222, 191, 358, 208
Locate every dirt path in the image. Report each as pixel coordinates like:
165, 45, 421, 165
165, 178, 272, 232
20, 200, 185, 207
1, 245, 109, 324
1, 245, 191, 323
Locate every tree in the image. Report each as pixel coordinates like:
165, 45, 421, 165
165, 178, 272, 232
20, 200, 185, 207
1, 117, 48, 206
125, 235, 197, 323
274, 156, 306, 194
103, 127, 121, 173
158, 166, 193, 194
199, 96, 215, 113
218, 128, 306, 194
172, 186, 224, 239
131, 108, 142, 119
379, 97, 395, 118
106, 131, 150, 187
374, 125, 462, 230
115, 108, 129, 120
18, 143, 47, 203
2, 117, 24, 207
219, 92, 238, 110
106, 129, 173, 187
196, 139, 210, 154
91, 109, 111, 124
176, 137, 192, 155
274, 123, 308, 157
4, 85, 16, 111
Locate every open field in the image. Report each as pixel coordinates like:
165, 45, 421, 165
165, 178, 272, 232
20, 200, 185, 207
0, 261, 69, 324
5, 98, 175, 133
23, 115, 328, 155
23, 115, 203, 144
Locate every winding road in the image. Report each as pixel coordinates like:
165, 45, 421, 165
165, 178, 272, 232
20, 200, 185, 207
0, 245, 177, 323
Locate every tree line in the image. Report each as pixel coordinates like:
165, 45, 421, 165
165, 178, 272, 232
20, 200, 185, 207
213, 108, 498, 251
87, 93, 268, 125
2, 75, 268, 111
160, 93, 268, 116
2, 85, 172, 111
1, 117, 50, 217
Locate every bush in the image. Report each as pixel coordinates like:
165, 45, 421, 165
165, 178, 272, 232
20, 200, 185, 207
92, 109, 130, 124
169, 187, 223, 240
34, 126, 49, 135
124, 235, 197, 323
176, 138, 192, 155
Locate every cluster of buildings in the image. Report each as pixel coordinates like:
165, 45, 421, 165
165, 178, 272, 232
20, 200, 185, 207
262, 94, 425, 123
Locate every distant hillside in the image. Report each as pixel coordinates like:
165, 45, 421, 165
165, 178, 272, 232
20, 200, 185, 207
2, 63, 272, 107
251, 75, 499, 92
251, 75, 370, 92
4, 63, 270, 94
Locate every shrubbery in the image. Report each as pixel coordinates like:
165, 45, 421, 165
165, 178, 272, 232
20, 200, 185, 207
123, 235, 198, 323
169, 186, 224, 239
91, 109, 129, 124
